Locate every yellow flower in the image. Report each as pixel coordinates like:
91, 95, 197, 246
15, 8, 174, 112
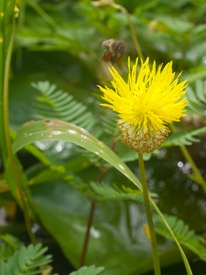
98, 57, 187, 153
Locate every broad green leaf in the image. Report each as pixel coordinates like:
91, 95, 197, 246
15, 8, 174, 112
156, 16, 193, 34
31, 180, 180, 275
12, 119, 142, 191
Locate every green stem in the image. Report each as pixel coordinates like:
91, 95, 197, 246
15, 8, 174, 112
180, 145, 206, 193
3, 4, 35, 244
138, 152, 161, 275
28, 0, 59, 29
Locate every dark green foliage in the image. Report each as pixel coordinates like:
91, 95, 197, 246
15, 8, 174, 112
1, 0, 206, 274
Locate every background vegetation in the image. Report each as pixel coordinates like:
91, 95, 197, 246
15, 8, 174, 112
1, 0, 206, 274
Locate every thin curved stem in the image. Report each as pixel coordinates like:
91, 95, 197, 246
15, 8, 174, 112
79, 128, 120, 266
150, 198, 193, 275
180, 145, 206, 193
79, 200, 96, 267
79, 166, 106, 266
110, 1, 144, 60
170, 124, 206, 193
138, 153, 161, 275
28, 0, 58, 29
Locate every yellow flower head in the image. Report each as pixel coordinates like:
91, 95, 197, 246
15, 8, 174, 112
98, 57, 187, 153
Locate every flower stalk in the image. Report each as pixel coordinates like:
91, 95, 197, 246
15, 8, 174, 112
138, 153, 161, 275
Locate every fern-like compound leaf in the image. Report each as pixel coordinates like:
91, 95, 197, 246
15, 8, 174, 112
155, 214, 206, 262
186, 80, 206, 116
32, 81, 96, 130
0, 243, 52, 275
